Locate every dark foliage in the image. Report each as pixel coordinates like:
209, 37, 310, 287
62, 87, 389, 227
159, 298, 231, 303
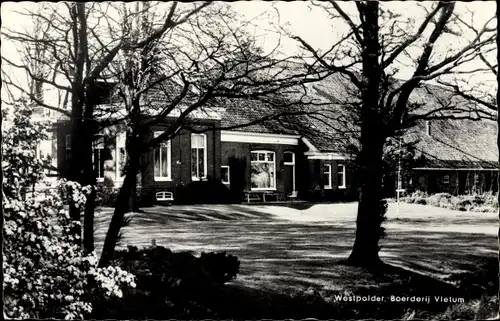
92, 245, 240, 319
174, 178, 234, 204
95, 185, 147, 207
446, 256, 498, 297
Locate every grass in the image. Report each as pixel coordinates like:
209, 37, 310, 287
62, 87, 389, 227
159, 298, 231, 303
93, 202, 498, 319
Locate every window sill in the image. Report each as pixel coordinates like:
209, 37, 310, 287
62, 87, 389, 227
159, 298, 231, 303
250, 188, 277, 191
222, 182, 230, 185
338, 186, 347, 189
154, 177, 172, 182
324, 186, 333, 190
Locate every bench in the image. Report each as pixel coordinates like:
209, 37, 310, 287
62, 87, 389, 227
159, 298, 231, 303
243, 191, 262, 203
243, 190, 286, 203
156, 191, 174, 202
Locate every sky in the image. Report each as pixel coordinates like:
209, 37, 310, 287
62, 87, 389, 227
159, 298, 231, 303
1, 1, 497, 106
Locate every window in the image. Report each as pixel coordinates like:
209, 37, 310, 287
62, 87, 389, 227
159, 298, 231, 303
251, 151, 275, 190
337, 164, 346, 188
92, 135, 105, 180
116, 132, 126, 180
324, 164, 332, 189
284, 151, 295, 164
36, 137, 57, 176
443, 175, 450, 184
221, 166, 230, 184
154, 131, 171, 181
191, 134, 207, 180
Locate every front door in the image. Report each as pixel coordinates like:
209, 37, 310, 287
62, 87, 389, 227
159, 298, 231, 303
283, 152, 295, 195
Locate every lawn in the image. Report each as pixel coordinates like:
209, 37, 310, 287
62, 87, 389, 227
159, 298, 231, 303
94, 202, 497, 298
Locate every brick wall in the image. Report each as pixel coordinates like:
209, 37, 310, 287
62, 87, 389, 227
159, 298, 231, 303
412, 170, 498, 195
140, 119, 221, 200
221, 141, 302, 193
307, 158, 355, 201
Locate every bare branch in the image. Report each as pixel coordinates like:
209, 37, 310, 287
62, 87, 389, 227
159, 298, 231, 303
328, 0, 363, 44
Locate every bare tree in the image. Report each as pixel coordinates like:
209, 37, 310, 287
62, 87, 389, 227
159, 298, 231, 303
2, 2, 211, 253
97, 3, 334, 266
290, 1, 496, 266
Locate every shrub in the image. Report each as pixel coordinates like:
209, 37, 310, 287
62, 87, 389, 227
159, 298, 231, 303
174, 178, 233, 204
114, 245, 240, 290
92, 245, 240, 318
433, 296, 498, 320
427, 193, 452, 207
95, 185, 149, 208
3, 101, 136, 319
402, 190, 498, 213
95, 186, 119, 206
401, 190, 428, 205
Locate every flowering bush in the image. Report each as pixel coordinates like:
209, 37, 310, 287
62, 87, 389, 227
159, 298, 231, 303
3, 100, 135, 319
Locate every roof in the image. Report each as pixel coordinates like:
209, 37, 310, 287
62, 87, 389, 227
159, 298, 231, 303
96, 75, 497, 168
407, 118, 497, 169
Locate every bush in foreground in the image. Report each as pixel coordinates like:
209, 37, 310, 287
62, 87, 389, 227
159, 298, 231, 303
91, 245, 240, 318
3, 101, 136, 319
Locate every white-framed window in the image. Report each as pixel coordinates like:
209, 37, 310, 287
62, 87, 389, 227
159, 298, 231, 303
221, 165, 230, 184
337, 164, 346, 189
36, 137, 57, 176
324, 164, 332, 189
116, 132, 126, 181
443, 174, 450, 184
250, 151, 276, 190
191, 133, 207, 180
92, 135, 105, 180
153, 131, 171, 181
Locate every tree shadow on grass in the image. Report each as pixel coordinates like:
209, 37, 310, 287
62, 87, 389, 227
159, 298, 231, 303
203, 256, 497, 319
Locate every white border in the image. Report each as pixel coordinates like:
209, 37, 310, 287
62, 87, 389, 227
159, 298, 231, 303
221, 131, 299, 145
306, 153, 346, 160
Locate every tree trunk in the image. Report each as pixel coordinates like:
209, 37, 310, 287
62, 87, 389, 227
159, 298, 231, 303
128, 172, 139, 212
348, 134, 385, 266
347, 2, 385, 267
99, 145, 140, 267
81, 102, 97, 253
68, 117, 85, 243
496, 1, 499, 315
82, 130, 96, 254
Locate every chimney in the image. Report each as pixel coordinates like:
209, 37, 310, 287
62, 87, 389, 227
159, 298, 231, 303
425, 121, 431, 136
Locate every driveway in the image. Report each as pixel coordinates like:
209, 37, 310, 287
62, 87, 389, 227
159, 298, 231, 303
94, 202, 497, 294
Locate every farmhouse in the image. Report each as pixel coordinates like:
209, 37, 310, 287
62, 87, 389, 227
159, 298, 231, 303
407, 118, 498, 195
34, 76, 498, 203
